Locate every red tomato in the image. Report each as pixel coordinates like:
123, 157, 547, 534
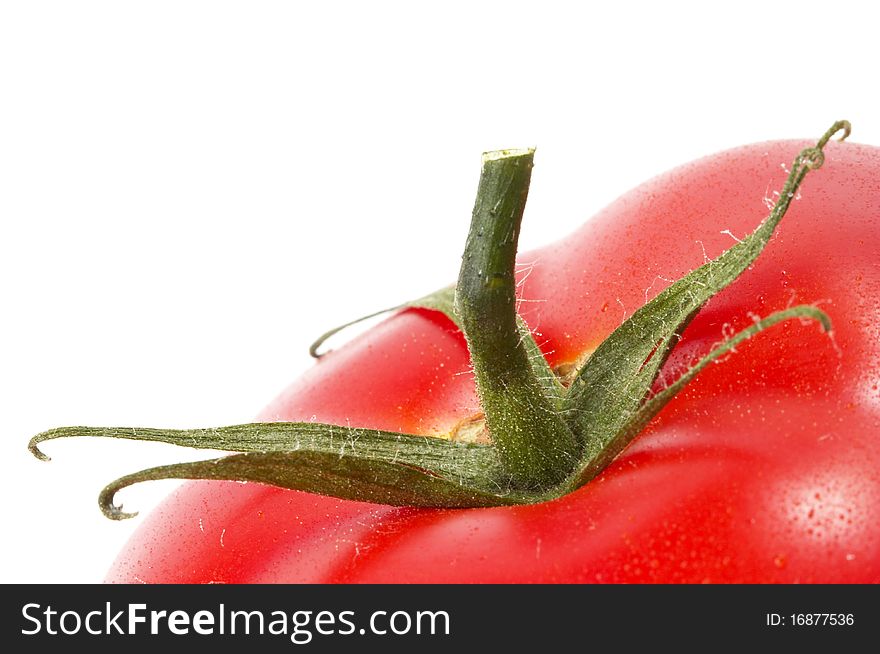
106, 139, 880, 583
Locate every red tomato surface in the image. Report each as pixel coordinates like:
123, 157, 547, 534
107, 139, 880, 583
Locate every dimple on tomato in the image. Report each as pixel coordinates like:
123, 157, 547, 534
33, 125, 880, 583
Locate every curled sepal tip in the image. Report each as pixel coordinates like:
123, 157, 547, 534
99, 487, 138, 521
28, 441, 50, 462
308, 305, 405, 358
308, 286, 459, 358
798, 120, 852, 172
819, 120, 851, 147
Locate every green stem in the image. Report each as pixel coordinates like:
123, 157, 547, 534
454, 149, 578, 489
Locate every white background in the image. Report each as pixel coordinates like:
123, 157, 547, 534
2, 1, 878, 583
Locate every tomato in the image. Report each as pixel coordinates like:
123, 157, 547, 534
101, 137, 879, 583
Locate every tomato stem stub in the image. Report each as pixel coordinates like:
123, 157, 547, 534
28, 122, 847, 518
454, 149, 579, 490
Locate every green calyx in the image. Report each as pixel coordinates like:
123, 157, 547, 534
29, 122, 849, 519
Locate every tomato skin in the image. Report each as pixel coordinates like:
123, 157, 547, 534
107, 140, 880, 583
